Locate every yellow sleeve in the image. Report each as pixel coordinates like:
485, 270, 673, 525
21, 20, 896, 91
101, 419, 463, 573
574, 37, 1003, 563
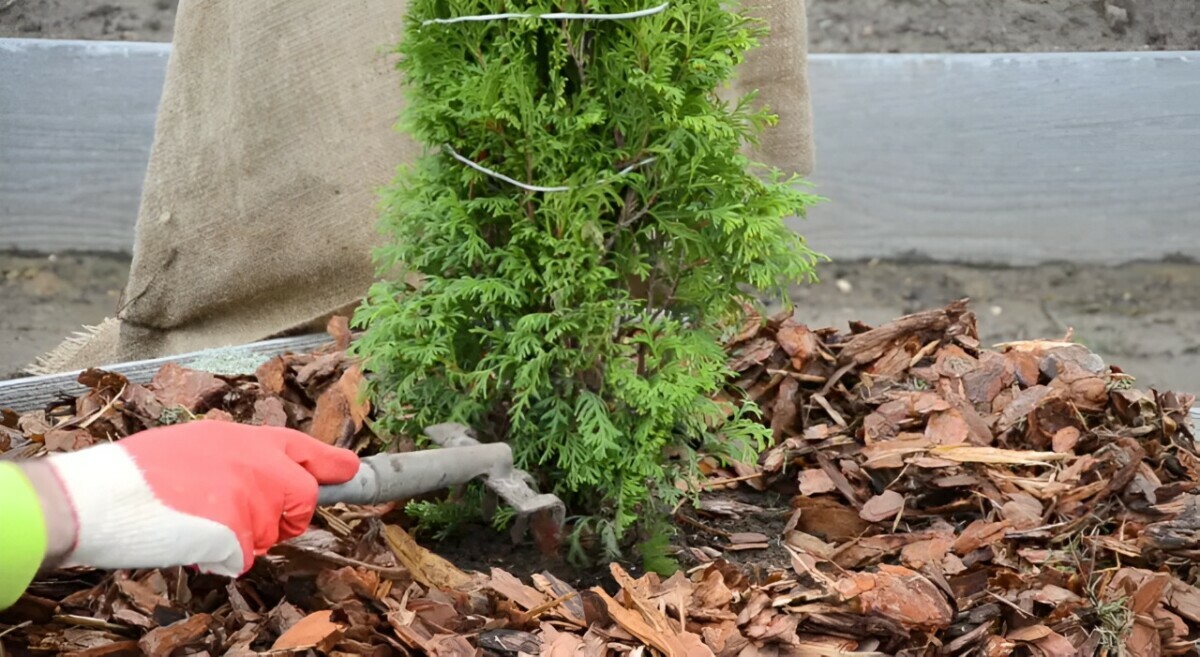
0, 463, 47, 610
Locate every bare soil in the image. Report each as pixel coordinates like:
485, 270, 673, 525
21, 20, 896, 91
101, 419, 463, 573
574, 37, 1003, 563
0, 0, 176, 41
785, 259, 1200, 395
5, 254, 1197, 394
430, 488, 797, 586
806, 0, 1200, 53
424, 518, 620, 590
5, 0, 1196, 52
675, 488, 797, 578
0, 254, 126, 377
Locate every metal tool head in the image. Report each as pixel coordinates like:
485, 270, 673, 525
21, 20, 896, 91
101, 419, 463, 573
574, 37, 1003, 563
424, 423, 566, 552
423, 422, 484, 448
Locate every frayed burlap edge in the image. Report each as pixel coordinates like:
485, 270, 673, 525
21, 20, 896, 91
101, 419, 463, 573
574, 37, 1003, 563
24, 318, 121, 377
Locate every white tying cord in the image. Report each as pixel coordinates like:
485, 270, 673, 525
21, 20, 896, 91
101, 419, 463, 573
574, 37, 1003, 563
443, 144, 656, 193
421, 2, 670, 27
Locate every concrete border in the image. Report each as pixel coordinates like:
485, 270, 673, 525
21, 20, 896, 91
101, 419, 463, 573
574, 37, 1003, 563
0, 333, 332, 413
2, 39, 1198, 263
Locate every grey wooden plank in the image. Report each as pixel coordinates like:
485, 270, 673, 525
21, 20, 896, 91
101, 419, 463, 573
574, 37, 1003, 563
1, 41, 1198, 264
0, 38, 168, 253
0, 333, 332, 414
798, 51, 1200, 264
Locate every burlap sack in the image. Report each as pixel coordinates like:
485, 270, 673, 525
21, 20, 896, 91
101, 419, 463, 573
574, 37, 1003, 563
729, 0, 814, 179
34, 0, 812, 374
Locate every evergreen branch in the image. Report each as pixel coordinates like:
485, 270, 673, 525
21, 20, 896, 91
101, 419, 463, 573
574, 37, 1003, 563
560, 23, 589, 88
648, 253, 689, 324
604, 190, 656, 251
421, 3, 670, 27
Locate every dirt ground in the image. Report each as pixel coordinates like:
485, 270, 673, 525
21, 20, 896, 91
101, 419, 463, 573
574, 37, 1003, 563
0, 254, 126, 377
2, 0, 1197, 393
3, 0, 1197, 51
785, 259, 1200, 394
0, 0, 176, 41
806, 0, 1200, 53
4, 254, 1197, 394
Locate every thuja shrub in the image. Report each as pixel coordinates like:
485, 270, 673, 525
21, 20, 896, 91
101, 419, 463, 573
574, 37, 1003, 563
353, 0, 822, 562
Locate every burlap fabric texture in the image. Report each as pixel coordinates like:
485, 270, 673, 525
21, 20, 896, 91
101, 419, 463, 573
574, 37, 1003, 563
33, 0, 813, 374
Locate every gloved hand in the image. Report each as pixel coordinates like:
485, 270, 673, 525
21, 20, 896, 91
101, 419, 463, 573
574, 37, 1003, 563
30, 421, 359, 577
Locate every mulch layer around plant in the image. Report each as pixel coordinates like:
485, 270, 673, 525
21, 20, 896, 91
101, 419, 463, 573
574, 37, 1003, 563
1, 302, 1197, 656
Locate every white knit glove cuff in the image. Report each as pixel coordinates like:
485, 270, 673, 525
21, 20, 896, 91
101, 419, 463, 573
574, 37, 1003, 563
48, 443, 244, 576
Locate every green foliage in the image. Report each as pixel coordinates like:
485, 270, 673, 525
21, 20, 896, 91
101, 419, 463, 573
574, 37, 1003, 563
405, 497, 483, 541
158, 406, 196, 426
635, 519, 680, 576
406, 484, 518, 539
353, 0, 822, 564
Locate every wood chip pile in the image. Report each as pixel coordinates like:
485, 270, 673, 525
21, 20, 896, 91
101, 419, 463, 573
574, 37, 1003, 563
713, 299, 1198, 656
1, 302, 1197, 656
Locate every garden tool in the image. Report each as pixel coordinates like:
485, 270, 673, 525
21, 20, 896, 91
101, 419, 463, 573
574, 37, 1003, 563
316, 424, 565, 551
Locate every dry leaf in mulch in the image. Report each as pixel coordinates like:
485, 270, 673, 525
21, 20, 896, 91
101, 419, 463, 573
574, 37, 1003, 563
270, 610, 345, 652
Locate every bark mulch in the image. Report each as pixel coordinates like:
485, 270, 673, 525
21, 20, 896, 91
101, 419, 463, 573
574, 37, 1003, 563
2, 303, 1196, 656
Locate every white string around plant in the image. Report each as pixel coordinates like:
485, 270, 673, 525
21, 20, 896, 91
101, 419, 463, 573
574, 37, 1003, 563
421, 2, 670, 27
443, 144, 655, 193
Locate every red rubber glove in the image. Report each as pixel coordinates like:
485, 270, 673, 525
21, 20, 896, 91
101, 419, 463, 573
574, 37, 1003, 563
43, 421, 360, 576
